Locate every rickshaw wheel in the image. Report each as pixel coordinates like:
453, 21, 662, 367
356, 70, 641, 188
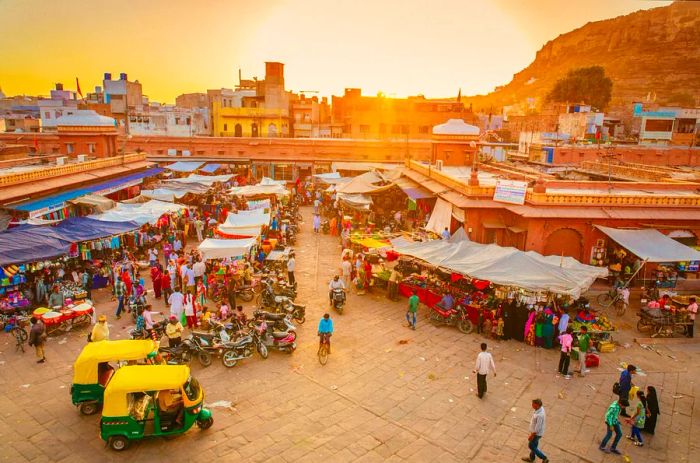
636, 319, 652, 332
109, 435, 129, 451
458, 319, 473, 334
79, 402, 98, 415
197, 417, 214, 430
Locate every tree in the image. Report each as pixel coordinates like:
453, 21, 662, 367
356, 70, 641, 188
546, 66, 613, 110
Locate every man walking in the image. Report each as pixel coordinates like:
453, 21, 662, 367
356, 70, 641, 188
522, 399, 548, 462
599, 398, 623, 454
473, 342, 496, 398
287, 253, 296, 285
576, 325, 591, 376
406, 290, 419, 330
114, 276, 126, 319
618, 364, 636, 417
28, 318, 46, 363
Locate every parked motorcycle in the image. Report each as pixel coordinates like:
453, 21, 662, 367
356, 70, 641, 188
429, 304, 473, 334
221, 334, 261, 368
252, 319, 296, 354
157, 338, 195, 365
129, 320, 167, 341
252, 310, 297, 331
331, 288, 346, 314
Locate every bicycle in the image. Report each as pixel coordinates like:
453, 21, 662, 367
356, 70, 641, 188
318, 333, 331, 365
12, 316, 29, 353
597, 287, 629, 316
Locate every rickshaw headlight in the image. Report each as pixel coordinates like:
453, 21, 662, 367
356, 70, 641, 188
192, 405, 202, 414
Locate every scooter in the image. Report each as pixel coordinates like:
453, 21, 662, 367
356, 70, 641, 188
252, 318, 296, 354
253, 310, 297, 331
331, 288, 346, 315
221, 334, 258, 368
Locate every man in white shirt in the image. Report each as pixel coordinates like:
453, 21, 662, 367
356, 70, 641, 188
473, 342, 496, 399
287, 253, 296, 285
168, 288, 185, 320
148, 248, 158, 267
341, 258, 353, 290
193, 258, 206, 285
523, 399, 548, 463
328, 275, 345, 307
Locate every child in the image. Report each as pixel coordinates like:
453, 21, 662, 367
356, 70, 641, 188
135, 308, 145, 337
219, 302, 230, 321
200, 306, 211, 329
627, 390, 646, 446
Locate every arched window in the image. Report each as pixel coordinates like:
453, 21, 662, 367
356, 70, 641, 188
234, 124, 242, 137
251, 123, 259, 137
267, 123, 277, 137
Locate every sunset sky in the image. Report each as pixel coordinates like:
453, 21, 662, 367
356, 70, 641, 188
0, 0, 671, 103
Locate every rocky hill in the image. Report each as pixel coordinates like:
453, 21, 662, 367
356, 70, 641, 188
466, 1, 700, 112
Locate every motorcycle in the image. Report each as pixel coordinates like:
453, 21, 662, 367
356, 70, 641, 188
252, 319, 296, 354
130, 320, 167, 341
158, 338, 195, 365
221, 334, 262, 368
429, 303, 473, 334
331, 288, 346, 315
253, 310, 297, 331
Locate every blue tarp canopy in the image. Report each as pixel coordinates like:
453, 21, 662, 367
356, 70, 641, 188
0, 217, 139, 265
166, 161, 205, 172
394, 177, 434, 200
9, 167, 164, 213
200, 163, 222, 174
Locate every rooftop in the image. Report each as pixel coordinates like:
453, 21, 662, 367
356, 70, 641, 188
56, 110, 116, 127
432, 118, 480, 136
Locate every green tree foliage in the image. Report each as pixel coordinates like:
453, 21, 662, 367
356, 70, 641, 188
546, 66, 613, 110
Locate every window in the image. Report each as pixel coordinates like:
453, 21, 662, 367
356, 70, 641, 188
44, 112, 51, 119
218, 150, 225, 155
676, 118, 696, 134
267, 123, 277, 137
418, 125, 430, 134
175, 117, 180, 124
234, 124, 242, 137
251, 123, 259, 137
157, 150, 164, 154
275, 164, 293, 181
66, 143, 74, 154
644, 119, 673, 132
196, 150, 204, 155
223, 123, 228, 132
88, 143, 96, 154
52, 147, 59, 154
359, 124, 371, 134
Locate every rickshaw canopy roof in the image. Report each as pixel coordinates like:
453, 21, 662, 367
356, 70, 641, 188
72, 340, 158, 385
102, 365, 191, 417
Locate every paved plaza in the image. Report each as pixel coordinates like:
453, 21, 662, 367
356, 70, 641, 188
1, 208, 698, 462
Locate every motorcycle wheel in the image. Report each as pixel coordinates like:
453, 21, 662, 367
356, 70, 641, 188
257, 343, 269, 359
457, 318, 473, 334
239, 289, 254, 303
429, 312, 442, 325
294, 315, 306, 324
198, 351, 212, 367
221, 349, 238, 368
334, 304, 343, 315
197, 417, 214, 430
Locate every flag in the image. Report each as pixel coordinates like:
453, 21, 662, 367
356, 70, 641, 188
457, 88, 461, 103
75, 77, 83, 99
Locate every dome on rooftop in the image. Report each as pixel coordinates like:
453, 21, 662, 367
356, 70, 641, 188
432, 118, 480, 136
56, 110, 115, 127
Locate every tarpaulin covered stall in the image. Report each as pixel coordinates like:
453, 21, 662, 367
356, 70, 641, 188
198, 238, 256, 261
595, 226, 700, 262
229, 177, 288, 197
166, 173, 233, 186
216, 209, 270, 238
92, 200, 182, 225
165, 161, 205, 172
425, 198, 453, 235
334, 171, 393, 195
68, 194, 116, 212
391, 235, 607, 297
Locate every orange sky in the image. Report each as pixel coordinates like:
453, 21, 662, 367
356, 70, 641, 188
0, 0, 671, 103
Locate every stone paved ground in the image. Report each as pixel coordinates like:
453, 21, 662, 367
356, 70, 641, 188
1, 207, 699, 462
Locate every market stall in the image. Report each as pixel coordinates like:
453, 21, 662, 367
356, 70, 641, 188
198, 238, 256, 261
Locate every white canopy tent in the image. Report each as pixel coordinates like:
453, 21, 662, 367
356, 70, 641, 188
391, 237, 607, 297
596, 226, 700, 262
229, 178, 288, 197
334, 171, 392, 195
425, 198, 453, 235
217, 209, 271, 237
166, 173, 233, 186
92, 200, 182, 225
198, 238, 256, 261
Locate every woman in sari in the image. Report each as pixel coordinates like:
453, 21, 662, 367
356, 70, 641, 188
643, 386, 660, 435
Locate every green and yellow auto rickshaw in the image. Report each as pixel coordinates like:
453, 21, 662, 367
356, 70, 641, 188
71, 339, 159, 415
100, 364, 213, 451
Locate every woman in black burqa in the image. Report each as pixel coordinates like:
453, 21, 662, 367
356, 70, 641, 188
643, 385, 660, 434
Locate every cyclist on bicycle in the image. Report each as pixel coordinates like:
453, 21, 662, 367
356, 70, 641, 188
318, 313, 334, 354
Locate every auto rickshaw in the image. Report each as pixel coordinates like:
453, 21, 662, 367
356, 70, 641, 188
100, 364, 213, 451
71, 339, 159, 415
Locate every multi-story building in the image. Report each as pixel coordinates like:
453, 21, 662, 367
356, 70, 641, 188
290, 94, 335, 138
331, 88, 475, 140
210, 62, 291, 138
633, 103, 699, 146
37, 83, 79, 131
102, 72, 144, 133
128, 104, 208, 137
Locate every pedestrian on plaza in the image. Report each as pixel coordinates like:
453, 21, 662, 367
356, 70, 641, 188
522, 399, 548, 462
81, 268, 93, 300
473, 342, 496, 399
185, 265, 196, 295
626, 390, 646, 447
90, 315, 110, 342
387, 265, 399, 301
161, 269, 173, 301
287, 253, 296, 285
686, 297, 697, 338
150, 265, 162, 299
313, 213, 320, 233
195, 217, 204, 242
143, 304, 161, 336
148, 247, 158, 267
341, 256, 353, 291
599, 398, 623, 454
557, 326, 573, 378
184, 290, 197, 329
166, 316, 184, 347
576, 325, 591, 377
173, 237, 183, 253
226, 276, 237, 312
406, 290, 419, 330
114, 276, 126, 319
28, 317, 47, 364
363, 258, 373, 293
168, 287, 184, 321
618, 364, 636, 417
193, 258, 206, 286
642, 386, 660, 435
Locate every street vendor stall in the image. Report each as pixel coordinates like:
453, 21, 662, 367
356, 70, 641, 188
198, 238, 256, 261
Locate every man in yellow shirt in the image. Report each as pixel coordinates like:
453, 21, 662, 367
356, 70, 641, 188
165, 316, 184, 347
90, 315, 110, 342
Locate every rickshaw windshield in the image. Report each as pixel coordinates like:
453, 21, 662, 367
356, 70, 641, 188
183, 377, 201, 402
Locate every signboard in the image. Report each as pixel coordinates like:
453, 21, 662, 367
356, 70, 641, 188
29, 203, 66, 219
493, 180, 528, 205
93, 178, 143, 196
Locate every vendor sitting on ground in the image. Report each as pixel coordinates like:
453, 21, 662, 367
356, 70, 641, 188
436, 291, 455, 312
576, 306, 596, 323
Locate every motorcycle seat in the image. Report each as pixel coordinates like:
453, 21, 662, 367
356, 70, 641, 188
192, 331, 216, 341
263, 312, 286, 320
271, 331, 290, 339
432, 306, 453, 317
